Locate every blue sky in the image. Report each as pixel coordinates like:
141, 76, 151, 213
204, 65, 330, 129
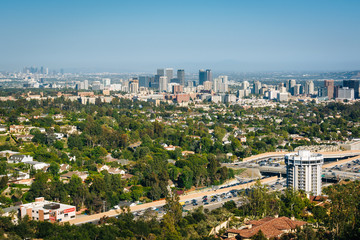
1, 0, 360, 72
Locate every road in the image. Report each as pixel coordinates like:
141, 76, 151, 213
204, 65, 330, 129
66, 176, 278, 225
241, 150, 360, 163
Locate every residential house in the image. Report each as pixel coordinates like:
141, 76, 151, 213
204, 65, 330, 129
59, 164, 70, 173
182, 151, 195, 156
60, 125, 79, 135
0, 125, 7, 132
97, 165, 125, 175
121, 173, 134, 180
8, 155, 33, 163
0, 150, 20, 158
224, 216, 307, 240
25, 161, 50, 171
16, 135, 34, 141
10, 125, 25, 134
54, 133, 64, 140
60, 171, 89, 182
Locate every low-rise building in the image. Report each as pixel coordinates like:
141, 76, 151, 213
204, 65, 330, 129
20, 197, 76, 222
224, 216, 306, 240
0, 125, 7, 132
8, 155, 33, 163
10, 125, 25, 133
60, 171, 89, 182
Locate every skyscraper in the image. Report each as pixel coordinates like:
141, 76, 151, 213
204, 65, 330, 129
159, 76, 168, 92
129, 79, 139, 94
199, 69, 206, 85
165, 68, 173, 83
206, 69, 212, 82
177, 69, 185, 86
83, 80, 88, 90
139, 76, 151, 87
199, 69, 212, 85
324, 80, 334, 99
343, 80, 360, 99
253, 81, 262, 94
103, 78, 111, 87
305, 81, 314, 96
157, 69, 165, 76
285, 150, 323, 196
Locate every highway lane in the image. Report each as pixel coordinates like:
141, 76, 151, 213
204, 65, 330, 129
241, 150, 360, 163
66, 176, 278, 225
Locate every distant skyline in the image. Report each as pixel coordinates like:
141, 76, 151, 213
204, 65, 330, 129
1, 0, 360, 72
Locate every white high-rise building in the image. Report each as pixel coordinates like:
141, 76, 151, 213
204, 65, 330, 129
337, 87, 354, 100
305, 81, 314, 95
129, 80, 139, 94
213, 75, 228, 93
103, 78, 111, 87
84, 80, 89, 90
159, 76, 168, 92
253, 81, 261, 94
241, 81, 250, 90
285, 150, 323, 196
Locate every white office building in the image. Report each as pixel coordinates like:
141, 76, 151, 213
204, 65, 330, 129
20, 197, 76, 222
159, 76, 168, 92
285, 150, 323, 196
337, 87, 354, 100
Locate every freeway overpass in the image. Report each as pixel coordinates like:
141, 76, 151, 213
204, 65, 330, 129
258, 155, 360, 181
241, 150, 360, 163
258, 155, 360, 175
65, 176, 278, 225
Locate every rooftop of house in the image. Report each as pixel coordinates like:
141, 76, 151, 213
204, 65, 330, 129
227, 216, 307, 239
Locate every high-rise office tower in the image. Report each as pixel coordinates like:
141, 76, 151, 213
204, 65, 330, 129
343, 80, 360, 99
83, 80, 88, 90
199, 69, 206, 85
159, 76, 168, 92
293, 84, 302, 95
165, 68, 173, 83
285, 150, 323, 196
305, 81, 314, 96
213, 76, 228, 93
129, 79, 139, 94
253, 81, 262, 94
139, 76, 151, 87
177, 69, 185, 86
157, 69, 165, 76
324, 80, 335, 99
241, 81, 250, 90
199, 69, 212, 85
286, 79, 296, 95
206, 69, 212, 82
337, 87, 355, 100
103, 78, 111, 87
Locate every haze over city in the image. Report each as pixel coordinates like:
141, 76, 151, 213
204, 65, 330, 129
1, 0, 360, 72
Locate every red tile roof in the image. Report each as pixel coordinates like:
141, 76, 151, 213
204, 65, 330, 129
227, 216, 306, 239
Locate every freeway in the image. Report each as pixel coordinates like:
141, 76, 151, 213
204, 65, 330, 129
66, 176, 278, 225
241, 150, 360, 163
254, 155, 360, 174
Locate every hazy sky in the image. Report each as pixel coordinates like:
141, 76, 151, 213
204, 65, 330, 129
1, 0, 360, 72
